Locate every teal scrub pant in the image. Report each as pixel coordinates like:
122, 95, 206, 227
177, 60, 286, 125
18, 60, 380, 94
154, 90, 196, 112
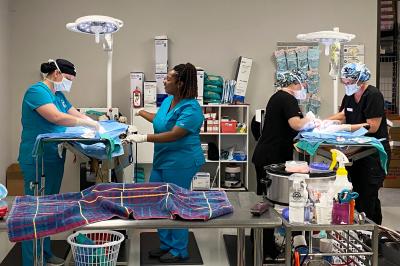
149, 166, 200, 259
19, 159, 65, 266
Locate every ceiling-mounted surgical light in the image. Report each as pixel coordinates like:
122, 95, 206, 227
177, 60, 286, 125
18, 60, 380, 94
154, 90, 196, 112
297, 28, 355, 55
66, 15, 123, 44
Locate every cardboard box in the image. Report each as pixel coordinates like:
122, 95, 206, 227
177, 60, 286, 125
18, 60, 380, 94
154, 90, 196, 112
384, 145, 400, 188
221, 120, 238, 133
192, 172, 211, 190
155, 36, 168, 73
130, 72, 145, 108
197, 69, 204, 105
234, 56, 253, 103
390, 126, 400, 141
6, 163, 24, 196
155, 73, 168, 106
144, 81, 157, 107
384, 164, 400, 188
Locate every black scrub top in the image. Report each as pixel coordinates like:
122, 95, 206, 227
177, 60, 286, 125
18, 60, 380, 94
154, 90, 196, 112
339, 85, 389, 141
252, 90, 303, 167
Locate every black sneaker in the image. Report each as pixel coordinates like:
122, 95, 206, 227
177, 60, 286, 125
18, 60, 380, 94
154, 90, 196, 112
159, 252, 188, 263
148, 248, 170, 258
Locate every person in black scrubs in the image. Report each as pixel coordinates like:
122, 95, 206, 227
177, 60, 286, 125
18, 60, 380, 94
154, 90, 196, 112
252, 68, 316, 260
328, 63, 390, 225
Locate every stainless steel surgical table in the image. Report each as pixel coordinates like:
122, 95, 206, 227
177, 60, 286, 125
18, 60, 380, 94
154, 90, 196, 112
0, 192, 282, 266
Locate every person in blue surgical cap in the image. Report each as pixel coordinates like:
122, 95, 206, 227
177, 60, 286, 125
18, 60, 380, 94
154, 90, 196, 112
128, 62, 205, 263
328, 63, 391, 224
18, 59, 101, 266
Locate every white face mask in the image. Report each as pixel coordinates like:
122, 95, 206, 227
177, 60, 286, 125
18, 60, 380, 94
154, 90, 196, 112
293, 87, 307, 100
292, 75, 307, 100
345, 83, 360, 96
55, 77, 72, 92
46, 59, 73, 92
344, 73, 361, 96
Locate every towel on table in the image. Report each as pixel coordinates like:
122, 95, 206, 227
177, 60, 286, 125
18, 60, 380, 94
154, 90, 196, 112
6, 182, 233, 242
33, 120, 128, 160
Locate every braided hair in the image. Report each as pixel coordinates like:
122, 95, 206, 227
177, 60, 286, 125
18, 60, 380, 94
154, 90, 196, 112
173, 63, 198, 99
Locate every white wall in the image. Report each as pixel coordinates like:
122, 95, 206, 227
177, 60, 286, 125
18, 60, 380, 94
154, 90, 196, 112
0, 0, 11, 184
8, 0, 377, 192
0, 0, 14, 261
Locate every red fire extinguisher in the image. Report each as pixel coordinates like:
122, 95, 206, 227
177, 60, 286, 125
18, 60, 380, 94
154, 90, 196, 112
133, 87, 141, 108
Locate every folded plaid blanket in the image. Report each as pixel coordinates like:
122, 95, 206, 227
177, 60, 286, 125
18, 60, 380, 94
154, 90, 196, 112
7, 182, 233, 242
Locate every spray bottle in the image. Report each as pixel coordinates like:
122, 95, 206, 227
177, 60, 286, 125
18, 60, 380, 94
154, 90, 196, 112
329, 149, 352, 198
289, 174, 308, 223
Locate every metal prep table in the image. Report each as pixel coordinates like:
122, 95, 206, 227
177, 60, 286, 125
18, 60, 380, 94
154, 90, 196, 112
271, 208, 379, 266
0, 192, 283, 266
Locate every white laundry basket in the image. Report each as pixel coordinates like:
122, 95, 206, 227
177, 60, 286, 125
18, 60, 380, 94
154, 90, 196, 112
67, 230, 124, 266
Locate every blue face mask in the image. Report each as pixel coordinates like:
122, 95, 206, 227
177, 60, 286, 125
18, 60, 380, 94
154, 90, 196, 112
54, 77, 73, 92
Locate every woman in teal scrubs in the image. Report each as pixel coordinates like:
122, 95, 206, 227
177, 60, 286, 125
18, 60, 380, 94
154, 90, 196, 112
18, 59, 100, 266
131, 63, 205, 263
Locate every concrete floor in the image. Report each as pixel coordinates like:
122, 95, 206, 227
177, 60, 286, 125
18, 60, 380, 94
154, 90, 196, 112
1, 188, 399, 265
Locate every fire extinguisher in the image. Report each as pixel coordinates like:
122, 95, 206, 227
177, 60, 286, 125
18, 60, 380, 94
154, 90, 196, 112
133, 87, 141, 108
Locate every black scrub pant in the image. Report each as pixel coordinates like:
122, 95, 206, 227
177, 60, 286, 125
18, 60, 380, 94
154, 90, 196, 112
347, 147, 390, 225
251, 164, 280, 259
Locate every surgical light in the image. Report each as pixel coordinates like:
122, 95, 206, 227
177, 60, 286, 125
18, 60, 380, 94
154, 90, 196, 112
297, 28, 355, 56
66, 15, 123, 44
66, 15, 124, 109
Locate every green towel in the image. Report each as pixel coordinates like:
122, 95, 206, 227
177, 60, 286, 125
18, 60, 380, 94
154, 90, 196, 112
204, 73, 224, 87
99, 133, 116, 160
295, 139, 388, 174
204, 84, 223, 94
204, 91, 222, 100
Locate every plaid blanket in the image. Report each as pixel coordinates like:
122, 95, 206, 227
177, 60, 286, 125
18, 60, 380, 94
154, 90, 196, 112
7, 182, 233, 242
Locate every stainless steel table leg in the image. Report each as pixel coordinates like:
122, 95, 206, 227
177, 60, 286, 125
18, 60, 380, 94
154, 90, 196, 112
372, 226, 379, 266
237, 228, 245, 266
253, 228, 263, 266
285, 228, 291, 266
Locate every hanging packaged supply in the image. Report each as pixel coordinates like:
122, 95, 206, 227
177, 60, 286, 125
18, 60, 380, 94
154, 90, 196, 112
308, 47, 320, 71
306, 71, 320, 94
296, 46, 309, 72
274, 49, 288, 73
285, 48, 298, 70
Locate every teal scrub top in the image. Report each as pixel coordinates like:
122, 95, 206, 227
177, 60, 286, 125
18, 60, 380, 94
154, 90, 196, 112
18, 82, 72, 164
153, 95, 205, 169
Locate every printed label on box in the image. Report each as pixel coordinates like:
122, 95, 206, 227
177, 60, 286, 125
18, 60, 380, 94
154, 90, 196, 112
144, 81, 157, 107
234, 57, 253, 102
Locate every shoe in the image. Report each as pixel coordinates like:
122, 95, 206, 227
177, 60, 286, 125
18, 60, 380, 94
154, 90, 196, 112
149, 248, 170, 258
159, 252, 188, 263
46, 255, 65, 266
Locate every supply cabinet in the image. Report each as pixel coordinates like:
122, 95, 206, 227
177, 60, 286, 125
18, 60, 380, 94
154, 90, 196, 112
132, 105, 249, 191
199, 104, 249, 191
